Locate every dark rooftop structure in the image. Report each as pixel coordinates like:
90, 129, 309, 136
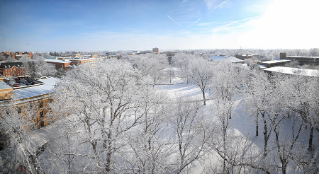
280, 53, 319, 66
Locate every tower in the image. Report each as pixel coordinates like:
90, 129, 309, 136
152, 47, 159, 54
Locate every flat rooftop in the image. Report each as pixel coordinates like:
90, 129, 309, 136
208, 56, 244, 63
261, 60, 291, 64
13, 77, 58, 100
264, 66, 319, 77
45, 59, 70, 63
288, 56, 319, 59
0, 81, 12, 89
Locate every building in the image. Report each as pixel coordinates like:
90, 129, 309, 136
0, 77, 13, 100
0, 77, 58, 128
208, 55, 244, 63
0, 52, 33, 60
0, 62, 26, 77
259, 60, 291, 68
46, 58, 103, 70
264, 66, 319, 77
280, 53, 319, 66
153, 47, 159, 54
69, 58, 100, 66
235, 54, 260, 60
0, 77, 58, 150
45, 59, 73, 70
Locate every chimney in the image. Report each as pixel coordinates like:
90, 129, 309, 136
280, 53, 286, 59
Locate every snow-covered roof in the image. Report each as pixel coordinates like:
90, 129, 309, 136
208, 56, 244, 63
69, 58, 92, 61
264, 66, 319, 77
46, 57, 57, 59
45, 59, 70, 63
261, 60, 291, 64
0, 81, 11, 89
13, 78, 58, 100
257, 64, 267, 69
288, 56, 319, 59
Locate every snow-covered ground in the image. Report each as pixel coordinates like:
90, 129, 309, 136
156, 67, 319, 173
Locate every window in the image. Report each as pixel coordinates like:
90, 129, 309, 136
39, 102, 43, 108
17, 107, 21, 114
40, 111, 44, 118
49, 99, 53, 103
40, 121, 44, 127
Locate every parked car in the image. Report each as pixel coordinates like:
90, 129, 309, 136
26, 82, 34, 85
13, 83, 20, 87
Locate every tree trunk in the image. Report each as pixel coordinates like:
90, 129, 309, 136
202, 90, 206, 105
170, 70, 172, 84
262, 112, 268, 157
256, 112, 258, 136
223, 119, 227, 173
308, 126, 313, 151
105, 150, 112, 172
104, 131, 113, 172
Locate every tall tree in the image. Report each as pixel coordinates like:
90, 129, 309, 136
189, 57, 214, 105
169, 98, 209, 173
0, 103, 43, 174
51, 59, 149, 172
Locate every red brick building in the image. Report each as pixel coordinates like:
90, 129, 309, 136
1, 52, 33, 60
0, 62, 26, 77
45, 59, 73, 70
153, 47, 159, 54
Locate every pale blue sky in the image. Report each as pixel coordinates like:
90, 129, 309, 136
0, 0, 318, 51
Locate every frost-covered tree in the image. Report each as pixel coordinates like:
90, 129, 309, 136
244, 69, 274, 157
309, 48, 319, 57
210, 60, 239, 119
188, 57, 214, 105
32, 55, 57, 77
169, 98, 209, 173
0, 103, 44, 174
20, 55, 57, 78
129, 53, 169, 85
123, 87, 173, 173
51, 59, 151, 172
172, 53, 191, 83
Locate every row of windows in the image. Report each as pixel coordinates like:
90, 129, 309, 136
4, 69, 25, 72
9, 99, 53, 114
3, 65, 24, 68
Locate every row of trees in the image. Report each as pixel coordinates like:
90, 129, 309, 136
1, 54, 318, 173
171, 53, 319, 173
19, 55, 58, 79
127, 53, 169, 85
